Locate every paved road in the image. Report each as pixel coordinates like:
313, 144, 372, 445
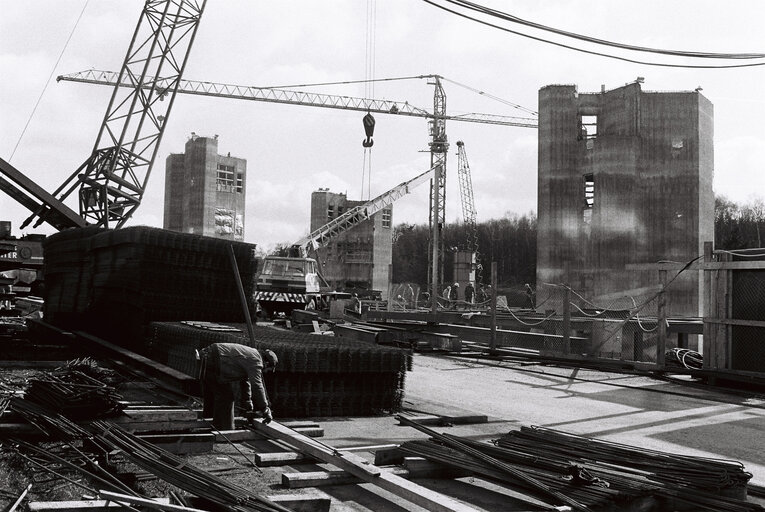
405, 354, 765, 486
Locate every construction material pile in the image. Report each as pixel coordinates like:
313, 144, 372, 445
398, 418, 761, 511
23, 365, 124, 419
148, 322, 410, 417
43, 226, 258, 350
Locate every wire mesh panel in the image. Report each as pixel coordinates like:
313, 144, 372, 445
729, 254, 765, 372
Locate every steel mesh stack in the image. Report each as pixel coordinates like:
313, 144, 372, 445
43, 226, 258, 351
147, 322, 411, 417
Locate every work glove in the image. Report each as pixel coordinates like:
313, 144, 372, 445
262, 407, 273, 425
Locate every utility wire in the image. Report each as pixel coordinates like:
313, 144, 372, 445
10, 0, 90, 162
442, 0, 765, 59
421, 0, 765, 69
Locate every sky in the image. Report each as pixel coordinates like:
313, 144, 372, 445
1, 1, 764, 252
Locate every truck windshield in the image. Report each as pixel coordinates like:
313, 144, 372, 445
262, 259, 315, 276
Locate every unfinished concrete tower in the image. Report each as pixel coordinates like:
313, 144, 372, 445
310, 189, 392, 296
163, 133, 246, 241
537, 81, 714, 316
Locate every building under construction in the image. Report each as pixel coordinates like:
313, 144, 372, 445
537, 81, 714, 317
163, 133, 247, 241
309, 188, 393, 295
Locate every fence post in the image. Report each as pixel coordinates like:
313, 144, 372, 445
563, 285, 571, 354
490, 261, 498, 355
657, 269, 667, 369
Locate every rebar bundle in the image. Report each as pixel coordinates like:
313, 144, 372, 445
396, 417, 762, 512
88, 420, 291, 512
24, 369, 124, 419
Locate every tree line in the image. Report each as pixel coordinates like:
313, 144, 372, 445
392, 195, 765, 289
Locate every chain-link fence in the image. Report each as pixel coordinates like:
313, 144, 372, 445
707, 248, 765, 372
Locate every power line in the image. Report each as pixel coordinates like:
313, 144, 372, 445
421, 0, 765, 69
443, 0, 765, 59
10, 0, 91, 161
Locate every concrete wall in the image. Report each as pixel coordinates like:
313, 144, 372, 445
310, 190, 392, 296
537, 82, 713, 316
163, 134, 246, 241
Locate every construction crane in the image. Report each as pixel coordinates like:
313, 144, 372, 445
57, 70, 537, 310
255, 165, 437, 317
14, 0, 206, 231
456, 141, 482, 285
292, 164, 437, 257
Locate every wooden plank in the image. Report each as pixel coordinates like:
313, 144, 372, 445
281, 460, 468, 489
29, 499, 171, 512
373, 447, 404, 466
402, 398, 488, 425
266, 492, 331, 512
255, 451, 318, 466
99, 492, 204, 512
249, 421, 478, 512
74, 331, 198, 393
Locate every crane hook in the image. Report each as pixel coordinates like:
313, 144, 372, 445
362, 112, 375, 148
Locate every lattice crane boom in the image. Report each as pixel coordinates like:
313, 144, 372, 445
57, 70, 538, 128
456, 140, 482, 285
21, 0, 207, 231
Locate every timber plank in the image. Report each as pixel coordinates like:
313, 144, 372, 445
249, 420, 479, 512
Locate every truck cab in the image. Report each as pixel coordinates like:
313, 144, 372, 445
254, 256, 321, 318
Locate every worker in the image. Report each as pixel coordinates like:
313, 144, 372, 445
464, 282, 475, 305
199, 343, 278, 430
525, 283, 536, 309
449, 282, 459, 302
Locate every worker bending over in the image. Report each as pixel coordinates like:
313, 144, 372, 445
199, 343, 278, 430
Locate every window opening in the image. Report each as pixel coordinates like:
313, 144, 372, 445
583, 173, 594, 226
382, 208, 392, 228
580, 115, 598, 142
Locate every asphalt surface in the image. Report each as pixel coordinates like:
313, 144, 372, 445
315, 353, 765, 510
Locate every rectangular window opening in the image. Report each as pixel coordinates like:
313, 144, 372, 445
382, 208, 392, 228
580, 115, 598, 141
583, 173, 594, 226
327, 204, 334, 221
216, 164, 237, 192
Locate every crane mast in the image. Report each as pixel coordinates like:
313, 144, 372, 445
456, 140, 482, 285
22, 0, 206, 230
427, 76, 448, 311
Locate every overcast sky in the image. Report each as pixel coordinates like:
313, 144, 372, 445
2, 1, 763, 251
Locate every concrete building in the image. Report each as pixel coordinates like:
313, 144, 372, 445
164, 133, 246, 241
537, 80, 714, 316
310, 189, 392, 297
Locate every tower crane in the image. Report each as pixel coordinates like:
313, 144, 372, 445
456, 140, 482, 285
57, 70, 537, 310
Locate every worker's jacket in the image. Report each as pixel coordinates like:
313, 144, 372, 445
200, 343, 269, 412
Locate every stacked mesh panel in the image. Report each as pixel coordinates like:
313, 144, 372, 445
148, 322, 411, 417
43, 226, 258, 350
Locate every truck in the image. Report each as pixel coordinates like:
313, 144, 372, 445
253, 255, 323, 318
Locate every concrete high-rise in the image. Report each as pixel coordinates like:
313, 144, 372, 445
164, 133, 246, 241
537, 81, 714, 316
309, 189, 392, 297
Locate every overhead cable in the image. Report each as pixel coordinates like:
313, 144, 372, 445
421, 0, 765, 69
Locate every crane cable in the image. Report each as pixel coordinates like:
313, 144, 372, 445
421, 0, 765, 69
10, 0, 91, 162
361, 0, 377, 200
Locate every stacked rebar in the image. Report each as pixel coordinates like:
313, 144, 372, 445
88, 420, 291, 512
148, 321, 411, 417
23, 369, 124, 419
43, 226, 258, 350
398, 419, 762, 512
